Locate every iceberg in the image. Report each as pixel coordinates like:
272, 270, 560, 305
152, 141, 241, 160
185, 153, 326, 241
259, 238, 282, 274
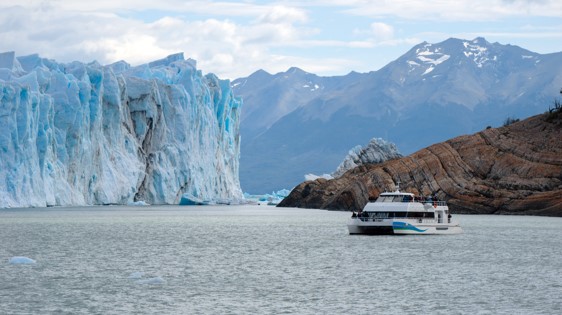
0, 51, 243, 207
243, 189, 291, 205
179, 193, 210, 205
8, 256, 36, 264
136, 276, 166, 285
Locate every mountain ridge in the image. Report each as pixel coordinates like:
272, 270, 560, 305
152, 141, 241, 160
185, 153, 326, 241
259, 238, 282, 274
233, 37, 562, 193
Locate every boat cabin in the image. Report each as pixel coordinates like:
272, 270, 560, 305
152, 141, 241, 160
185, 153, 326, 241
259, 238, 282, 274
360, 190, 451, 224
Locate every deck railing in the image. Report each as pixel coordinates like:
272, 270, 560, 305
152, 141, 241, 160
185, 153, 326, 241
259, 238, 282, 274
355, 217, 437, 223
410, 200, 447, 206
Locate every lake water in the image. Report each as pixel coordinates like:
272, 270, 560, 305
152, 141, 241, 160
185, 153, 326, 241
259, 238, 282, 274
1, 205, 560, 314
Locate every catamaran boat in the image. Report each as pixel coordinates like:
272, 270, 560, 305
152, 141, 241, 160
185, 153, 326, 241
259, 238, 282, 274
347, 187, 462, 235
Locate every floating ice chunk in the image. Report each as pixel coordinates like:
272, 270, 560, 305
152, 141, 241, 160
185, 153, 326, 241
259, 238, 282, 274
9, 256, 36, 264
275, 189, 291, 198
179, 193, 210, 205
136, 276, 165, 285
129, 271, 165, 285
128, 200, 150, 206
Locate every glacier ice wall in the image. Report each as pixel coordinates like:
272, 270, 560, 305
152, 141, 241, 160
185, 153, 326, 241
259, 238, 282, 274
332, 138, 402, 178
0, 51, 243, 207
304, 138, 402, 181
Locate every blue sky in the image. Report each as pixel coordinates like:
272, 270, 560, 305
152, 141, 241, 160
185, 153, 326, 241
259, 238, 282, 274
1, 0, 561, 79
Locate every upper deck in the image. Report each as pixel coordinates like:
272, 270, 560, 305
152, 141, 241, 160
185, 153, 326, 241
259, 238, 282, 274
363, 190, 447, 212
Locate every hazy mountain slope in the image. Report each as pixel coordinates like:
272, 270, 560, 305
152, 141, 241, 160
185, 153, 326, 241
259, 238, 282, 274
234, 37, 562, 193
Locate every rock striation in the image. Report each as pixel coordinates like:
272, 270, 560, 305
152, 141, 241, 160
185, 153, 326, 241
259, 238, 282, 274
278, 112, 562, 216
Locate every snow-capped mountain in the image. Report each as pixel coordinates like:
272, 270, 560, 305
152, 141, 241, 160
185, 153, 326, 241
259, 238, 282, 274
233, 37, 562, 193
0, 51, 243, 208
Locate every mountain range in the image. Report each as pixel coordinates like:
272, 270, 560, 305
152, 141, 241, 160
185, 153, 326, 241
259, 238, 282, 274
233, 37, 562, 194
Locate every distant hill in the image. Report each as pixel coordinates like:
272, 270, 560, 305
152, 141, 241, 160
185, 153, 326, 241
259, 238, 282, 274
278, 111, 562, 216
233, 37, 562, 194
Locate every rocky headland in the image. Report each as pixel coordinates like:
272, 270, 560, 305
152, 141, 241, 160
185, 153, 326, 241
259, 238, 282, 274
278, 111, 562, 216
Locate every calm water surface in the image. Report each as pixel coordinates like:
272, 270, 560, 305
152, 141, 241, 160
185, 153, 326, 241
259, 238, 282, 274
1, 205, 561, 314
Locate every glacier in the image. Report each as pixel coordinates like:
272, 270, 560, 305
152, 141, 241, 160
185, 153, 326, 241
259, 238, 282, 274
0, 51, 243, 208
332, 138, 402, 178
305, 138, 402, 181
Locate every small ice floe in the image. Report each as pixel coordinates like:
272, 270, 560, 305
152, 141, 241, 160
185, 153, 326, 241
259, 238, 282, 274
128, 271, 165, 285
128, 200, 150, 206
136, 276, 165, 285
8, 256, 36, 264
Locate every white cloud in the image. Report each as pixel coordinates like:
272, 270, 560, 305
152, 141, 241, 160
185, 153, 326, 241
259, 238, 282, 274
337, 0, 562, 21
370, 22, 394, 41
0, 1, 324, 78
257, 5, 308, 24
0, 0, 560, 79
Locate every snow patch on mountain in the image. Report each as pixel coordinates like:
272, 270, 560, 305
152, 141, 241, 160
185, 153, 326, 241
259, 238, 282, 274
408, 43, 451, 75
302, 83, 321, 91
463, 40, 495, 67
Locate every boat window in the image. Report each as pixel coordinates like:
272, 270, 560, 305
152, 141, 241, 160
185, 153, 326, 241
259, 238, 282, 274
376, 195, 416, 202
392, 196, 403, 202
366, 212, 435, 218
407, 212, 435, 218
370, 212, 389, 219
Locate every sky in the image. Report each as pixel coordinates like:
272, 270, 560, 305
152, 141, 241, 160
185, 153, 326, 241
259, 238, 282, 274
1, 0, 561, 79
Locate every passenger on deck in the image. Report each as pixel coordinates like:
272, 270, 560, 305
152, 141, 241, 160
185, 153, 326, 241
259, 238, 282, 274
403, 195, 413, 202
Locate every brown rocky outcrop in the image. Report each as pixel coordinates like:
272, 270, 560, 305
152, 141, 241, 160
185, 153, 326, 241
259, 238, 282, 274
278, 112, 562, 216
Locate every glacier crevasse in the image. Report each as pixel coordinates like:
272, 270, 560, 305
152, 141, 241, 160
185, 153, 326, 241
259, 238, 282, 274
0, 51, 243, 207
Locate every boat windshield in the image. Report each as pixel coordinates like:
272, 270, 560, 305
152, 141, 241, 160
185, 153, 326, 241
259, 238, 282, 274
376, 195, 411, 203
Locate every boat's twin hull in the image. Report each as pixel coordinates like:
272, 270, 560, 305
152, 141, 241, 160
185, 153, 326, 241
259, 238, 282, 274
348, 219, 463, 235
347, 224, 394, 235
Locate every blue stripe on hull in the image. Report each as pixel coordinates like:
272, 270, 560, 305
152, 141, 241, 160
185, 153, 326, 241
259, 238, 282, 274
392, 221, 428, 233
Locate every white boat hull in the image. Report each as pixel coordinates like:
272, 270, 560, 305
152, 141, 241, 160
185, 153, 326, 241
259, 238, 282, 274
347, 218, 463, 235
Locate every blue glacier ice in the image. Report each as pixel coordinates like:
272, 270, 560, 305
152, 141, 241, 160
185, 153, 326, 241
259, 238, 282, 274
0, 51, 243, 207
8, 256, 36, 264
